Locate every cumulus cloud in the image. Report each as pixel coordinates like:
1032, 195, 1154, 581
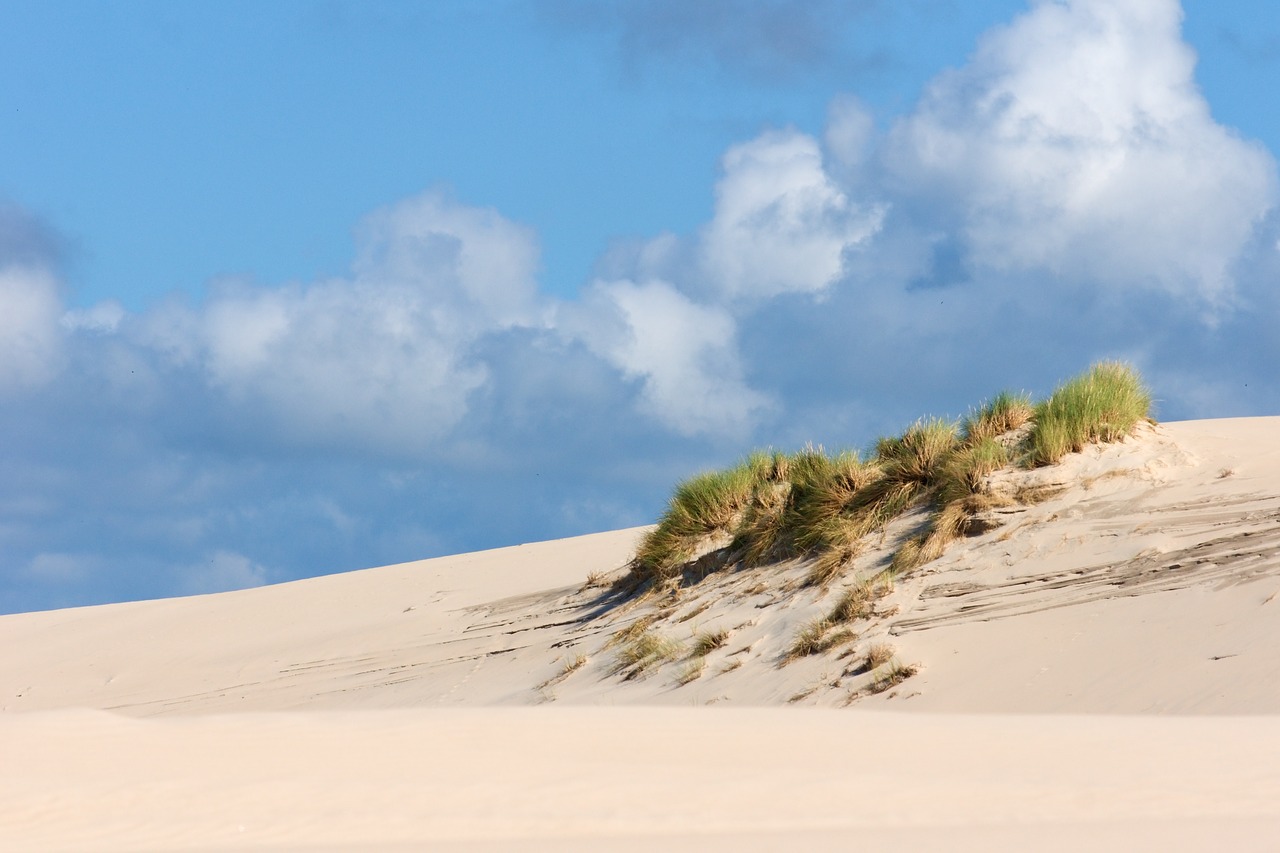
700, 129, 884, 301
134, 191, 547, 454
565, 279, 771, 437
881, 0, 1276, 308
62, 300, 126, 334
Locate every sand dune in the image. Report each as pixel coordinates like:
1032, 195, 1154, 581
3, 417, 1280, 849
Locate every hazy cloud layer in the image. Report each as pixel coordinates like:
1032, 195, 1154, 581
542, 0, 877, 82
0, 265, 64, 391
3, 0, 1279, 613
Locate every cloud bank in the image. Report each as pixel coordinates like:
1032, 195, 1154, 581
3, 0, 1278, 613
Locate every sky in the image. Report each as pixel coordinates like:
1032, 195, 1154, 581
3, 0, 1280, 614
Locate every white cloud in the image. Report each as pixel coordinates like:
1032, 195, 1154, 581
61, 300, 126, 334
700, 129, 884, 301
824, 94, 876, 183
882, 0, 1276, 307
352, 191, 542, 329
141, 191, 546, 452
0, 265, 63, 391
565, 279, 771, 438
180, 550, 268, 596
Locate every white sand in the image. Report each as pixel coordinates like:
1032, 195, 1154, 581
3, 417, 1280, 850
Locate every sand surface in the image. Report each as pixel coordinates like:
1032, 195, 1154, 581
3, 417, 1280, 849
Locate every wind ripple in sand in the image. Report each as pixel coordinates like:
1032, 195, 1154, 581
892, 491, 1280, 634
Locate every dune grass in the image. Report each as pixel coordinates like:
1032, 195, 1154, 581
690, 627, 730, 657
614, 629, 685, 679
626, 361, 1153, 593
864, 643, 896, 671
785, 618, 858, 663
538, 654, 588, 691
962, 391, 1034, 444
826, 573, 893, 624
676, 656, 706, 685
866, 660, 919, 695
1025, 362, 1152, 467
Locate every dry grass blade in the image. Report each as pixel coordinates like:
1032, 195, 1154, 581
538, 654, 588, 690
864, 643, 895, 670
867, 660, 919, 695
785, 619, 857, 663
615, 630, 685, 678
676, 656, 706, 685
690, 627, 730, 657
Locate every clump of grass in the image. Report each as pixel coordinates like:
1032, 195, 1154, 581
786, 618, 832, 661
866, 660, 919, 695
790, 452, 879, 547
581, 570, 612, 590
828, 585, 873, 624
875, 418, 960, 487
785, 618, 857, 663
826, 574, 892, 624
632, 464, 761, 584
735, 480, 792, 565
801, 427, 957, 587
936, 438, 1008, 507
1025, 361, 1152, 467
804, 540, 860, 588
962, 391, 1034, 444
676, 656, 706, 685
825, 628, 858, 651
864, 643, 895, 671
892, 436, 1012, 574
607, 614, 659, 649
614, 630, 684, 678
690, 627, 730, 657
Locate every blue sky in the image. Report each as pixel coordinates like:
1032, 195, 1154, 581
3, 0, 1280, 613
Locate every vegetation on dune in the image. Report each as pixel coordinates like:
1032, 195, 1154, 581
1025, 361, 1153, 466
625, 362, 1153, 593
690, 627, 730, 657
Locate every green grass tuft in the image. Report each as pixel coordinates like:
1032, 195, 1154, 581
632, 463, 761, 583
1025, 362, 1153, 467
874, 418, 960, 487
962, 391, 1034, 444
826, 575, 892, 624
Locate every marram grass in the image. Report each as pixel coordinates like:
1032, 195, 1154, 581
626, 362, 1153, 592
1026, 361, 1152, 467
